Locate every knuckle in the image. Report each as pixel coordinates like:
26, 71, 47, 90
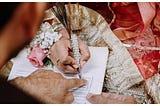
86, 52, 90, 59
61, 57, 67, 63
70, 78, 79, 85
64, 93, 74, 103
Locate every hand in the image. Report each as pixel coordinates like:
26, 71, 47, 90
0, 3, 47, 68
86, 92, 137, 104
10, 69, 86, 103
49, 36, 90, 74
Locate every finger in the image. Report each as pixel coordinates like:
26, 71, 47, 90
57, 62, 78, 74
86, 93, 105, 104
68, 51, 73, 57
63, 92, 74, 103
87, 93, 137, 104
56, 63, 76, 74
61, 56, 76, 66
78, 39, 90, 67
65, 78, 86, 89
102, 93, 137, 104
63, 65, 78, 74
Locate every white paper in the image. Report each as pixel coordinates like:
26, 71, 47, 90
8, 47, 108, 104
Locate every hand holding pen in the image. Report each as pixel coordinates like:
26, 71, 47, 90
51, 3, 90, 77
49, 30, 90, 75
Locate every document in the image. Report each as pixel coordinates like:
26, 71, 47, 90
8, 47, 108, 104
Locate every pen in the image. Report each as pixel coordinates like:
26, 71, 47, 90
77, 68, 81, 78
71, 34, 81, 78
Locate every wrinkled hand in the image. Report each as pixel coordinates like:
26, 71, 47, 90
49, 37, 90, 74
86, 92, 137, 104
10, 69, 86, 103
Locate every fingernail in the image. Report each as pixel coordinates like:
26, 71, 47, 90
87, 93, 93, 99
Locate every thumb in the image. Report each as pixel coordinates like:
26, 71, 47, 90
86, 93, 105, 104
65, 78, 86, 90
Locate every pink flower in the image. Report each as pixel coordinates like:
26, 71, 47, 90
28, 45, 47, 67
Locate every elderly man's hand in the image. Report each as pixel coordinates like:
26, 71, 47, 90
49, 37, 90, 74
86, 93, 137, 104
10, 69, 86, 104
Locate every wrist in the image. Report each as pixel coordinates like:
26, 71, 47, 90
10, 77, 27, 89
10, 77, 36, 99
58, 28, 70, 39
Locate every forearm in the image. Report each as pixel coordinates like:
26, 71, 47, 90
0, 23, 30, 68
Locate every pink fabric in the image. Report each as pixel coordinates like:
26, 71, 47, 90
28, 45, 47, 67
137, 2, 156, 32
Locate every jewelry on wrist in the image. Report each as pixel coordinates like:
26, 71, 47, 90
29, 22, 63, 56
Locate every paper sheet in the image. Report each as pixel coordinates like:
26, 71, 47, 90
8, 47, 108, 104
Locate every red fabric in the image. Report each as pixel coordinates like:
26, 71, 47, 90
110, 2, 160, 79
110, 3, 143, 40
134, 51, 160, 79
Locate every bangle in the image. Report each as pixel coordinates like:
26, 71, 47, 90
29, 22, 63, 55
27, 22, 63, 67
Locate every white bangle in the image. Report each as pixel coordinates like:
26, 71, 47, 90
29, 22, 63, 55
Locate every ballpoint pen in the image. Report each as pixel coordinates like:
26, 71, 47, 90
51, 3, 81, 78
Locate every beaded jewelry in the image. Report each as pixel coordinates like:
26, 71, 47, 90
29, 22, 63, 56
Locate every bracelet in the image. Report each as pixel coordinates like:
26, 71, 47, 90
29, 22, 63, 55
27, 22, 63, 67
